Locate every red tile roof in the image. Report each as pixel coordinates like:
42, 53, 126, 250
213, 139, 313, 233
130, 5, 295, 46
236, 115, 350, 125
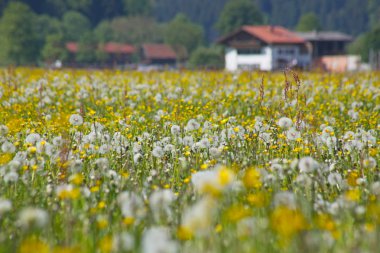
66, 42, 78, 53
102, 42, 135, 54
219, 25, 306, 45
244, 26, 305, 44
66, 42, 135, 54
142, 44, 177, 60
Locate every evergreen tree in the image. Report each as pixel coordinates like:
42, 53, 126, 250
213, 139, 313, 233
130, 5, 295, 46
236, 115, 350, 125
189, 46, 224, 69
0, 2, 39, 65
110, 16, 163, 44
296, 12, 321, 31
42, 33, 68, 62
164, 14, 204, 54
94, 21, 115, 43
62, 11, 91, 41
76, 31, 97, 63
215, 0, 263, 35
123, 0, 152, 16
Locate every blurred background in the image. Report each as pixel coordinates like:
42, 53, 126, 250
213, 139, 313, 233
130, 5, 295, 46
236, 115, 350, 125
0, 0, 379, 69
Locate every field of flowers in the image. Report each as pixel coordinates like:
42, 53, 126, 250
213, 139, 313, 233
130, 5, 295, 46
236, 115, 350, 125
0, 68, 379, 253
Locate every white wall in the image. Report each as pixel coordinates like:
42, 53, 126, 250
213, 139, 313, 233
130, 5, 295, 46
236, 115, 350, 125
225, 46, 272, 71
347, 55, 361, 71
225, 45, 311, 71
225, 48, 238, 71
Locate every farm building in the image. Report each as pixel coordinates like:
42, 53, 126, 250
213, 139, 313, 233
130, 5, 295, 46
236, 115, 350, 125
217, 25, 312, 71
296, 31, 353, 58
65, 42, 136, 67
140, 44, 178, 66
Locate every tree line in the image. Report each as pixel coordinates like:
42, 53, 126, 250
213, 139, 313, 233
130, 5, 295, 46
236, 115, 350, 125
0, 0, 379, 67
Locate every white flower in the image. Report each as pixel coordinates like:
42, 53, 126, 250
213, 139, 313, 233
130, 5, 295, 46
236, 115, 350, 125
0, 125, 9, 136
117, 191, 146, 219
4, 171, 18, 183
182, 197, 216, 235
98, 144, 110, 154
298, 157, 319, 173
0, 199, 12, 215
142, 227, 178, 253
182, 136, 194, 146
321, 126, 334, 140
327, 173, 343, 186
152, 146, 164, 158
370, 182, 380, 195
52, 136, 63, 146
1, 141, 15, 153
149, 189, 176, 221
185, 119, 200, 131
164, 144, 176, 154
91, 122, 104, 133
274, 191, 296, 209
171, 125, 181, 135
286, 127, 300, 141
18, 207, 49, 228
133, 142, 142, 153
209, 147, 222, 158
94, 158, 109, 170
363, 157, 377, 169
25, 133, 41, 145
133, 153, 143, 163
191, 166, 235, 194
278, 117, 293, 129
56, 184, 74, 197
112, 232, 135, 252
259, 132, 271, 143
69, 114, 83, 126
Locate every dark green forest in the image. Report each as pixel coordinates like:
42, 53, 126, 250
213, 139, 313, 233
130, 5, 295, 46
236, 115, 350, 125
0, 0, 379, 66
1, 0, 378, 39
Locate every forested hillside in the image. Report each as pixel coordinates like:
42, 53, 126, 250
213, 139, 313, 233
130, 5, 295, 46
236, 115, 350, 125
156, 0, 379, 39
1, 0, 379, 40
0, 0, 379, 66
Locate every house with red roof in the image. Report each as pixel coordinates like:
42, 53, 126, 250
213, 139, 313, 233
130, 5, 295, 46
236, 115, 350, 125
141, 44, 178, 66
65, 42, 136, 66
217, 25, 311, 71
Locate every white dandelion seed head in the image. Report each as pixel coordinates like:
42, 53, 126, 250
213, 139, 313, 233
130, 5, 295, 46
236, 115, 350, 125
18, 207, 49, 229
142, 226, 178, 253
1, 141, 15, 153
286, 127, 300, 141
273, 191, 296, 209
152, 146, 164, 158
170, 125, 181, 135
0, 125, 9, 136
298, 157, 319, 173
0, 199, 12, 215
277, 117, 293, 129
69, 114, 83, 126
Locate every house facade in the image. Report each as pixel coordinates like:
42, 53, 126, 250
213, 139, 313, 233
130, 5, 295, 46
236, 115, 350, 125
65, 42, 136, 67
141, 44, 178, 66
218, 26, 311, 71
296, 31, 352, 58
296, 31, 359, 72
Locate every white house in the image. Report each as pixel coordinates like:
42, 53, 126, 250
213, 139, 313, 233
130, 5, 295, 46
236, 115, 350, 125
217, 25, 311, 71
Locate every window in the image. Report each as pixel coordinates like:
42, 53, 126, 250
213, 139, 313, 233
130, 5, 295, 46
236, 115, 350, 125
237, 48, 262, 55
277, 48, 296, 55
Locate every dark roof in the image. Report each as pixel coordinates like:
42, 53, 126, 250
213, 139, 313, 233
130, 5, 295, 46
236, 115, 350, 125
296, 31, 353, 42
142, 44, 177, 59
102, 42, 135, 54
218, 25, 306, 45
